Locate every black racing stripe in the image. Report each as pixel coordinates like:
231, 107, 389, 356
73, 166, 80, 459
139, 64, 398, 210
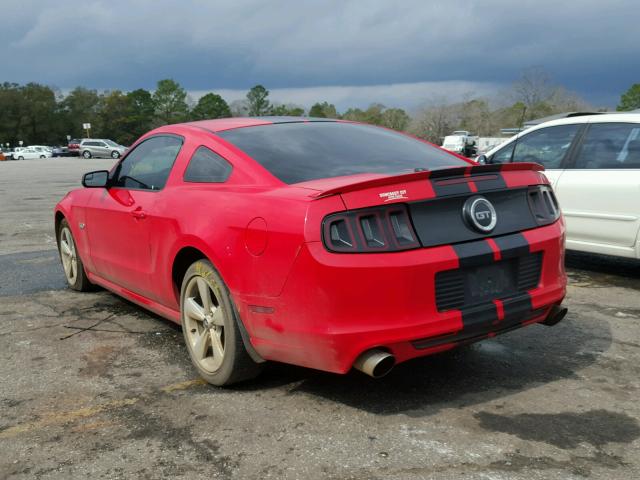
493, 232, 531, 259
501, 294, 533, 323
431, 180, 472, 197
411, 305, 543, 350
452, 240, 494, 268
450, 238, 500, 332
429, 167, 468, 179
473, 174, 507, 192
460, 302, 498, 334
469, 164, 501, 174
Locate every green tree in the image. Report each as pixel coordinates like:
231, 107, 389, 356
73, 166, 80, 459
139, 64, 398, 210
126, 88, 155, 141
309, 101, 338, 118
60, 87, 102, 138
341, 107, 365, 122
342, 104, 387, 126
0, 83, 26, 145
20, 83, 58, 144
246, 85, 271, 116
381, 108, 410, 131
97, 90, 137, 145
617, 83, 640, 111
269, 104, 304, 116
191, 93, 231, 120
153, 79, 189, 125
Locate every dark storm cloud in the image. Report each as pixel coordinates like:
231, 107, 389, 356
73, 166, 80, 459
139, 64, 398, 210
1, 0, 637, 107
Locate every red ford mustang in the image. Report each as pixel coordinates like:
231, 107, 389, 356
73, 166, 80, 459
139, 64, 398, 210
55, 117, 567, 385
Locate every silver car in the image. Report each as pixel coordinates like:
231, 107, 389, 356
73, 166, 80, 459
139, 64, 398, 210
79, 139, 127, 159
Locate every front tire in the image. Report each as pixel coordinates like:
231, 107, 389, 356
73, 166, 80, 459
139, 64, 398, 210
180, 260, 263, 386
82, 150, 92, 159
111, 150, 120, 159
18, 156, 24, 160
57, 218, 92, 291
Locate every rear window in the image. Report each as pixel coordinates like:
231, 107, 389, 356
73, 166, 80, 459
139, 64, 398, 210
218, 122, 465, 184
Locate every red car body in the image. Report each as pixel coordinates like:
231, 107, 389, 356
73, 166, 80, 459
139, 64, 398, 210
55, 118, 567, 377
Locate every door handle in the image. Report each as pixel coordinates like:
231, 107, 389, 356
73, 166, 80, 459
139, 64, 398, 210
131, 207, 147, 220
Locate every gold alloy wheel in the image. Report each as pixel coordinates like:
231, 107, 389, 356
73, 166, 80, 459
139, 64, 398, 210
183, 275, 226, 373
59, 226, 78, 285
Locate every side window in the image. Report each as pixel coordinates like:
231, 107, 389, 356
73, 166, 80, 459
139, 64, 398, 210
490, 143, 515, 164
573, 123, 640, 169
184, 146, 233, 183
112, 135, 183, 190
511, 124, 580, 169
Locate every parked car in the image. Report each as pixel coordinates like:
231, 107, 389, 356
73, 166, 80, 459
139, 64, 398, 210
55, 118, 567, 386
29, 145, 53, 157
79, 139, 127, 159
52, 146, 77, 157
11, 147, 49, 160
68, 139, 81, 154
478, 113, 640, 259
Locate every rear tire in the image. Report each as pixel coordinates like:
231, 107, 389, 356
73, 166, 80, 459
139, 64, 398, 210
18, 156, 24, 160
57, 218, 93, 291
180, 260, 263, 386
82, 150, 92, 159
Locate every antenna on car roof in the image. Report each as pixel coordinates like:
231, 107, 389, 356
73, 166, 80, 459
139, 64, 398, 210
509, 105, 527, 162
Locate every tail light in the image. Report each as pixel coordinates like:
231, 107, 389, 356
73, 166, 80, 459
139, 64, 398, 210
528, 185, 561, 226
322, 204, 420, 253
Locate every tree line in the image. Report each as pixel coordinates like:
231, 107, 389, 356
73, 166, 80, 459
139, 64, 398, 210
1, 68, 638, 147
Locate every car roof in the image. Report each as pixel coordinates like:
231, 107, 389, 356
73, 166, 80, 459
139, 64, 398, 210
183, 116, 338, 133
528, 112, 640, 128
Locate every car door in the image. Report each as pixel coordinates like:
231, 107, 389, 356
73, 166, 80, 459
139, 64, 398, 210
85, 134, 184, 297
96, 141, 110, 157
553, 122, 640, 257
488, 124, 583, 188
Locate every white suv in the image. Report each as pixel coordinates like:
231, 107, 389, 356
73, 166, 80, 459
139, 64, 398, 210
79, 139, 127, 159
480, 113, 640, 260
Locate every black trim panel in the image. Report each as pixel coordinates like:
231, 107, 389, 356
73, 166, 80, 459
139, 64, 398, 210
411, 306, 546, 350
410, 188, 538, 248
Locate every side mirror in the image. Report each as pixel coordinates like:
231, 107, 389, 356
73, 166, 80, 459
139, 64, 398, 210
476, 154, 489, 165
82, 170, 110, 188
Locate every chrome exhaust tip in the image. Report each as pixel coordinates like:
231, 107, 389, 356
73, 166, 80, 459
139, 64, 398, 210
353, 349, 396, 378
542, 305, 568, 327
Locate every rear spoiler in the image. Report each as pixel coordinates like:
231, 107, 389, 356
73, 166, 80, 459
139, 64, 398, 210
309, 162, 544, 198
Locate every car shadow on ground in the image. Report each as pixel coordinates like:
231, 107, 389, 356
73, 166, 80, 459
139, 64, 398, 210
566, 251, 640, 289
232, 311, 610, 417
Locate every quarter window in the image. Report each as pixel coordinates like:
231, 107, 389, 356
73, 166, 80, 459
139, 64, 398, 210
573, 123, 640, 169
184, 146, 232, 183
112, 135, 183, 190
490, 143, 515, 164
510, 125, 580, 169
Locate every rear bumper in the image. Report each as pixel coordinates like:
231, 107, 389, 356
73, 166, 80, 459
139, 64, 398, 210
238, 221, 566, 374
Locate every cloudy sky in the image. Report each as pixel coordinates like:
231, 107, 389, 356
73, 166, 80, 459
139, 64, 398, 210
2, 0, 637, 110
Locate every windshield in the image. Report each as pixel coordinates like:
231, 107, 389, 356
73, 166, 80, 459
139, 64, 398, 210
218, 122, 465, 184
105, 140, 119, 147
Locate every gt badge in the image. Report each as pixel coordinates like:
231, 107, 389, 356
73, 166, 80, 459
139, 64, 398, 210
463, 196, 497, 233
